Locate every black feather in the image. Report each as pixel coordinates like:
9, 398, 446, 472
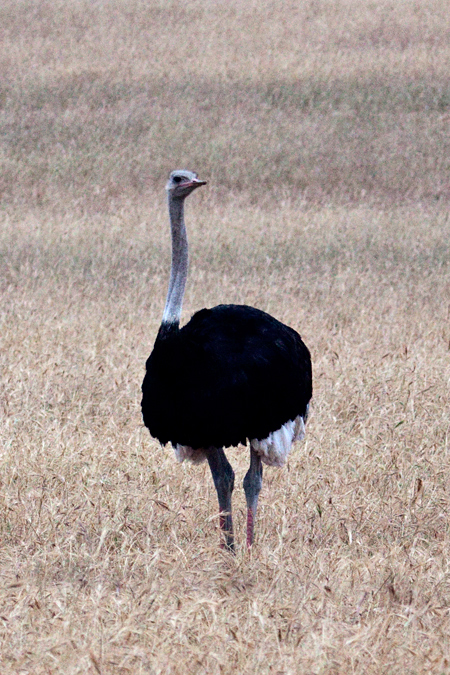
142, 304, 312, 449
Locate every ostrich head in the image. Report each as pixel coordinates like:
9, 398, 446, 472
166, 170, 207, 199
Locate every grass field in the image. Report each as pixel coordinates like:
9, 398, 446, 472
1, 0, 450, 672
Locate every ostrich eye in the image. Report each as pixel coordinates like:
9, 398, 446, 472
173, 176, 183, 184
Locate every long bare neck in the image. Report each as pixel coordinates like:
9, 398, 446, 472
161, 195, 188, 329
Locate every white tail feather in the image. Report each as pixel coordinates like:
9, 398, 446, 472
251, 414, 306, 467
174, 444, 207, 464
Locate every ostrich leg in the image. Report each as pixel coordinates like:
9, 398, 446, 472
206, 448, 235, 551
243, 445, 263, 548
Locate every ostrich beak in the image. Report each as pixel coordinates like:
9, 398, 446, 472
179, 178, 207, 190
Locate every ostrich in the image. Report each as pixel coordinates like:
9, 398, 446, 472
141, 170, 312, 551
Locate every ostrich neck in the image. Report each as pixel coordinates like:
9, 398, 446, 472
161, 195, 188, 329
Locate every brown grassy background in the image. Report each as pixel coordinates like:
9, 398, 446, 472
1, 0, 450, 673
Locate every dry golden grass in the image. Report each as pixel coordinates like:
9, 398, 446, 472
2, 0, 450, 209
1, 1, 450, 673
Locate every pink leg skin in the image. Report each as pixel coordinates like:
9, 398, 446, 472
207, 448, 235, 552
244, 447, 263, 549
246, 508, 255, 548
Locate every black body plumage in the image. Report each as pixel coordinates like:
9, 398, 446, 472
142, 304, 312, 450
